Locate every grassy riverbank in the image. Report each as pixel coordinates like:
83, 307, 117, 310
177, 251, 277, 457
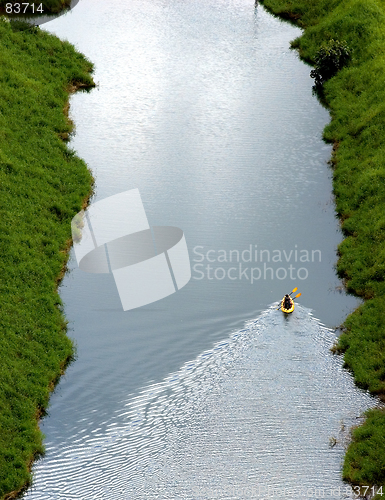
260, 0, 385, 493
0, 18, 94, 498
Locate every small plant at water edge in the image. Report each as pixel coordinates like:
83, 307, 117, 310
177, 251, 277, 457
310, 39, 352, 86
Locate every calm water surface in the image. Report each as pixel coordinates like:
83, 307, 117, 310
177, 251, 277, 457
25, 0, 376, 498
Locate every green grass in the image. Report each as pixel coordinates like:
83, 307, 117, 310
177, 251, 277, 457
343, 409, 385, 489
261, 0, 385, 492
0, 18, 94, 498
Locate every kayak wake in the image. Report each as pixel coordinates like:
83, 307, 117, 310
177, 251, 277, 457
25, 306, 376, 500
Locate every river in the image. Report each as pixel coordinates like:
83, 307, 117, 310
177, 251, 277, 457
24, 0, 377, 498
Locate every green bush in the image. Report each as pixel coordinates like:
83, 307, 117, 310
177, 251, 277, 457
310, 39, 352, 86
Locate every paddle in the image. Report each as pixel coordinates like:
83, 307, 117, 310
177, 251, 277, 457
289, 287, 298, 296
292, 292, 301, 300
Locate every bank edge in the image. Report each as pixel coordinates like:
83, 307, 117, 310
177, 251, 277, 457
0, 18, 94, 499
260, 0, 385, 494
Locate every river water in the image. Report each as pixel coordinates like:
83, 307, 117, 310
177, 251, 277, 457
24, 0, 377, 498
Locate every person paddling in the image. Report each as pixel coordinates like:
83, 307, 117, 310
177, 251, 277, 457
283, 294, 292, 310
276, 288, 301, 313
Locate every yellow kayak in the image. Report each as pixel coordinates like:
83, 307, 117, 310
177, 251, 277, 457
280, 296, 294, 314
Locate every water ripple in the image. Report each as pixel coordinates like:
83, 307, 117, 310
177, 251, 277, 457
25, 306, 377, 499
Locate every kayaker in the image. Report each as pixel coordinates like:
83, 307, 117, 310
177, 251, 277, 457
283, 294, 292, 310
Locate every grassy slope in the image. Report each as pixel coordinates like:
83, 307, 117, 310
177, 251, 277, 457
260, 0, 385, 493
0, 19, 94, 498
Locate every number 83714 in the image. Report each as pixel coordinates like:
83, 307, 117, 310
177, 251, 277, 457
5, 3, 44, 14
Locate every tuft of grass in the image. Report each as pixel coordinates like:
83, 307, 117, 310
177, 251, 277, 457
0, 18, 94, 498
261, 0, 385, 492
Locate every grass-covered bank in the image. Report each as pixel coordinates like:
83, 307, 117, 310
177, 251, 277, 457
259, 0, 385, 493
0, 18, 94, 498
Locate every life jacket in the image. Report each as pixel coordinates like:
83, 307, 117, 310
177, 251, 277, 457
283, 296, 292, 309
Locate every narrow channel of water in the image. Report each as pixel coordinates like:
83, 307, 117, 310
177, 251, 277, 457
24, 0, 375, 498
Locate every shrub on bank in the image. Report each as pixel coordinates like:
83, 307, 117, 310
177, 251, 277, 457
0, 18, 94, 498
310, 39, 351, 86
